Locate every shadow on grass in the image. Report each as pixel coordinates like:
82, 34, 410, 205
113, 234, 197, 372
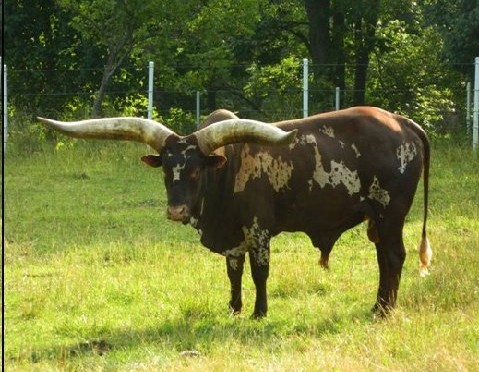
14, 307, 374, 364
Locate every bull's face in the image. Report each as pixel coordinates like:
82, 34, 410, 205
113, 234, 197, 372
141, 136, 226, 224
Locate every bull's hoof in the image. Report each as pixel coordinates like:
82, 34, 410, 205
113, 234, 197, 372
229, 302, 242, 316
251, 308, 267, 319
229, 308, 242, 317
251, 312, 267, 320
372, 302, 393, 319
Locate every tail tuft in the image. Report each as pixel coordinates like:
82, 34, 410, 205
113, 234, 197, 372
418, 236, 432, 277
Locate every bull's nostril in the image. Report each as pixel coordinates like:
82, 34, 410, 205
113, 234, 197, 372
167, 205, 189, 221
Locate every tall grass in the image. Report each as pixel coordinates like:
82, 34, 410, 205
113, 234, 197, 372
4, 140, 479, 370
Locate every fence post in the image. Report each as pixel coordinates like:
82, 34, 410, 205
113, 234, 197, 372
466, 81, 471, 134
3, 60, 7, 153
303, 58, 308, 118
147, 61, 154, 119
335, 87, 340, 111
196, 91, 200, 129
473, 57, 479, 150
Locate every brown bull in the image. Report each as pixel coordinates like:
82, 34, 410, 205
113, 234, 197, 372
39, 106, 432, 318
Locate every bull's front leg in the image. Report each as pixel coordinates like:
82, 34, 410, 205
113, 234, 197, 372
226, 254, 245, 315
249, 242, 270, 318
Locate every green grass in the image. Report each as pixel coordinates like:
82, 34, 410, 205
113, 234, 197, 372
4, 140, 479, 370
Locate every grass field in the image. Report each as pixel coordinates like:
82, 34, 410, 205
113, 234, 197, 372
4, 139, 479, 371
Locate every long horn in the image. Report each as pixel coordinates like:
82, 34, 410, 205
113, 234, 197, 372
37, 117, 175, 152
194, 119, 297, 155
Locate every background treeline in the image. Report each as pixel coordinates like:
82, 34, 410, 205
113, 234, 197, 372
4, 0, 479, 137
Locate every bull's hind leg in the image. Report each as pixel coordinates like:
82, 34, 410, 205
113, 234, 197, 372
373, 219, 406, 316
319, 250, 330, 269
226, 254, 245, 315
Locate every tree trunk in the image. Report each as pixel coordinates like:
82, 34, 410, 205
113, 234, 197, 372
352, 0, 380, 106
91, 36, 134, 118
332, 8, 346, 90
92, 66, 114, 118
304, 0, 330, 77
207, 90, 217, 112
353, 48, 368, 106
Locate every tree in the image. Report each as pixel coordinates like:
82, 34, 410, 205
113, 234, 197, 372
367, 6, 463, 130
56, 0, 170, 117
304, 0, 330, 69
351, 0, 380, 105
4, 0, 83, 114
425, 0, 479, 75
180, 0, 264, 111
303, 0, 380, 105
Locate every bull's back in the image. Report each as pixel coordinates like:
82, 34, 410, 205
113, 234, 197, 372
231, 107, 426, 233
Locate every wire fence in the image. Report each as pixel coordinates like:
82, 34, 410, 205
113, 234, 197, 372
3, 59, 479, 152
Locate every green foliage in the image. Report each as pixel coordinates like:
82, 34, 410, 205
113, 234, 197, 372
424, 0, 479, 75
4, 0, 476, 138
113, 94, 158, 119
368, 21, 463, 132
244, 56, 303, 119
162, 107, 197, 135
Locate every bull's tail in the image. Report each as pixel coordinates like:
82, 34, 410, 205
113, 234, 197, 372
408, 119, 432, 277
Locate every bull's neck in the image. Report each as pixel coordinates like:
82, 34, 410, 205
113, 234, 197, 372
190, 146, 239, 238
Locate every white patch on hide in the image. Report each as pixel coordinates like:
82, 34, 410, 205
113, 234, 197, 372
181, 145, 197, 155
397, 142, 417, 174
320, 125, 335, 138
351, 144, 361, 158
327, 160, 361, 195
223, 244, 248, 258
368, 176, 390, 207
190, 216, 198, 227
223, 216, 270, 266
234, 144, 293, 193
289, 134, 316, 150
307, 135, 360, 195
173, 162, 186, 181
228, 258, 239, 270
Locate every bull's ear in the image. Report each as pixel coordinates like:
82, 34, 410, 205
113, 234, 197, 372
206, 155, 227, 169
141, 155, 162, 168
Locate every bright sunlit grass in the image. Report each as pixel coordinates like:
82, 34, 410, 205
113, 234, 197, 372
4, 140, 479, 370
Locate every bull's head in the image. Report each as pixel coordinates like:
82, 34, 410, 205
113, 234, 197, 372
38, 116, 297, 223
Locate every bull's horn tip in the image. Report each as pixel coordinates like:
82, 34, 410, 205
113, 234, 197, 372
37, 117, 51, 124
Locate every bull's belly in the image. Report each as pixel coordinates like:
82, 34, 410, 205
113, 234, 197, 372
272, 201, 366, 249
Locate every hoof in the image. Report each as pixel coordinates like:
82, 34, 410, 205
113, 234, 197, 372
251, 312, 267, 320
229, 307, 242, 316
372, 302, 392, 319
229, 300, 242, 316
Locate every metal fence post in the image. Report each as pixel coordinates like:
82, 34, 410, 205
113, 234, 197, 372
466, 81, 471, 134
303, 58, 308, 118
3, 60, 7, 153
473, 57, 479, 150
335, 87, 340, 111
147, 61, 154, 119
196, 91, 201, 129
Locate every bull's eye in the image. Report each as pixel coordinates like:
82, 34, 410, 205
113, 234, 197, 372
191, 168, 200, 180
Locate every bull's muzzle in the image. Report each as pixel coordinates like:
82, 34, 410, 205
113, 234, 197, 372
167, 205, 190, 223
